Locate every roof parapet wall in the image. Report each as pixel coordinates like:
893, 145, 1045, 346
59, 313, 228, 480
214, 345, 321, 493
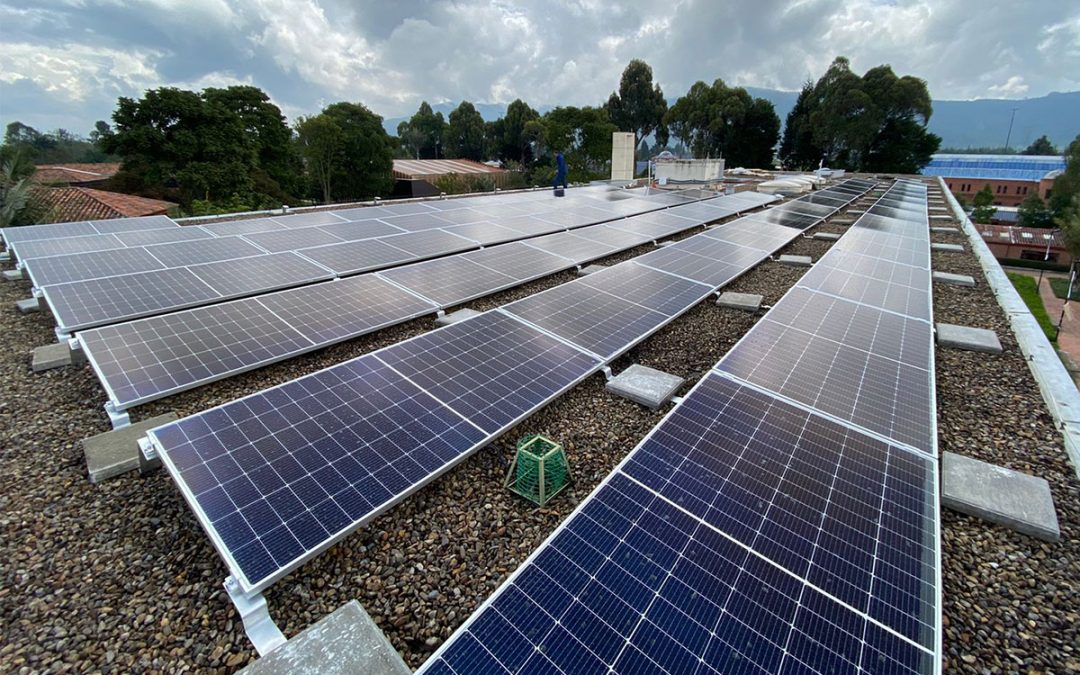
939, 176, 1080, 477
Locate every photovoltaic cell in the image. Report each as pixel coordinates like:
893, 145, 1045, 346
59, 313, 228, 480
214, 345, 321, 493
256, 275, 437, 345
2, 220, 97, 244
379, 212, 454, 232
316, 219, 405, 241
461, 242, 574, 281
380, 230, 479, 258
114, 226, 214, 247
498, 215, 567, 237
90, 215, 178, 234
836, 229, 931, 269
270, 211, 347, 228
577, 262, 713, 315
502, 284, 670, 360
800, 251, 932, 321
633, 246, 748, 288
521, 232, 617, 264
44, 267, 221, 332
13, 233, 125, 260
80, 297, 314, 407
148, 353, 489, 589
441, 222, 529, 246
189, 252, 334, 297
146, 236, 266, 267
201, 218, 285, 237
297, 239, 415, 275
570, 224, 655, 250
374, 311, 601, 433
24, 247, 165, 287
752, 209, 821, 229
377, 256, 518, 308
704, 219, 800, 251
240, 226, 345, 253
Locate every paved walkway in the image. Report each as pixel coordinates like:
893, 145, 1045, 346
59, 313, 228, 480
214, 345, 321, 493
1006, 267, 1080, 381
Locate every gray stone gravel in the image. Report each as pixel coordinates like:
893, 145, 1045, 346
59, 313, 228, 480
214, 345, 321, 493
1, 183, 1075, 674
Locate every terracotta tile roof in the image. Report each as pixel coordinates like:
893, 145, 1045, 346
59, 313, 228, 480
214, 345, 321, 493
978, 224, 1065, 248
392, 159, 506, 179
31, 163, 121, 185
36, 187, 177, 223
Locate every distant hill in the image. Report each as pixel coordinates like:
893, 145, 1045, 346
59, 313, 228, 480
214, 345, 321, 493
383, 90, 1079, 151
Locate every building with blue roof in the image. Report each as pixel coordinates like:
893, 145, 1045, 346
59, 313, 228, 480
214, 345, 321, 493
921, 153, 1065, 207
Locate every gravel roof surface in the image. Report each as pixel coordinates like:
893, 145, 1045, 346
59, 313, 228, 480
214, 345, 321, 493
1, 180, 1075, 674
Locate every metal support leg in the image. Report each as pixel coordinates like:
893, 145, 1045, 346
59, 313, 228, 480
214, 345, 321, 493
225, 577, 287, 656
601, 365, 613, 381
105, 402, 130, 430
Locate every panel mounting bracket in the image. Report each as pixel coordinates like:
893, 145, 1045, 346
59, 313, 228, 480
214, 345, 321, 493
225, 577, 287, 656
105, 402, 130, 429
601, 365, 613, 381
54, 327, 71, 343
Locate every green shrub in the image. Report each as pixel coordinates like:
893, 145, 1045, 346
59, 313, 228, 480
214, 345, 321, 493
1007, 273, 1058, 342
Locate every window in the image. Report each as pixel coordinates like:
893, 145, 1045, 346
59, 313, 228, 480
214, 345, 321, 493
1021, 249, 1057, 263
1017, 185, 1023, 195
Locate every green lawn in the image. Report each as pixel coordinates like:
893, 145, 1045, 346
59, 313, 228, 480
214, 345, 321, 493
1008, 273, 1058, 342
1048, 276, 1080, 301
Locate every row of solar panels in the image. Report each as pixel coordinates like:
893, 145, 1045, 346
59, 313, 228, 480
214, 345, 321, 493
142, 179, 873, 601
422, 178, 942, 674
1, 184, 706, 250
74, 192, 776, 413
32, 189, 738, 335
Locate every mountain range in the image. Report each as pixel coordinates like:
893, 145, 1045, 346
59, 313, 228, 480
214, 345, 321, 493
383, 90, 1080, 152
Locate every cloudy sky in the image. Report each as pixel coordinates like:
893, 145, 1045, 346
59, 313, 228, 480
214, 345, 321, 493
2, 0, 1078, 136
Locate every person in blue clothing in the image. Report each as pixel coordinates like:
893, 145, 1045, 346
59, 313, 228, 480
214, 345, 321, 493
553, 151, 568, 192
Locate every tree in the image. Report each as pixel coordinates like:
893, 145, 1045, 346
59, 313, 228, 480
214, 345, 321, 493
296, 114, 344, 203
3, 121, 110, 164
490, 99, 540, 165
1017, 192, 1055, 228
1022, 135, 1058, 156
606, 59, 667, 151
779, 57, 940, 173
396, 101, 446, 159
443, 101, 486, 161
540, 106, 618, 180
972, 185, 996, 224
0, 151, 36, 228
664, 79, 779, 168
1049, 134, 1080, 219
320, 102, 395, 200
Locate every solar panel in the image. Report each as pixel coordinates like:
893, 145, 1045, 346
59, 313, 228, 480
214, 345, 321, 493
43, 267, 222, 332
853, 213, 929, 239
704, 219, 800, 251
146, 236, 266, 267
80, 297, 314, 407
635, 247, 745, 287
379, 212, 454, 232
90, 215, 178, 234
837, 230, 931, 269
256, 275, 437, 345
373, 311, 602, 433
799, 251, 932, 321
2, 220, 97, 244
716, 290, 933, 453
498, 215, 567, 237
779, 200, 836, 217
13, 233, 125, 260
377, 256, 518, 308
425, 375, 937, 675
572, 224, 655, 249
317, 219, 405, 242
148, 353, 489, 590
113, 226, 213, 247
441, 222, 529, 246
201, 218, 285, 237
270, 211, 348, 228
367, 201, 439, 216
502, 284, 670, 360
189, 252, 334, 297
24, 247, 165, 287
868, 206, 927, 223
608, 213, 696, 240
461, 242, 575, 281
576, 262, 713, 315
297, 239, 415, 275
380, 229, 480, 259
242, 226, 346, 253
752, 209, 821, 229
423, 208, 489, 226
522, 232, 616, 263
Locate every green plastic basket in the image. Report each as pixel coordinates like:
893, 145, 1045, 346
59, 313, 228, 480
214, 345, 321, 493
505, 434, 571, 506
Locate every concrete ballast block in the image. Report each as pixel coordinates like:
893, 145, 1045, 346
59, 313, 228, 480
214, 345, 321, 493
811, 232, 841, 241
716, 292, 764, 312
930, 226, 959, 234
576, 264, 606, 276
941, 452, 1060, 542
936, 322, 1003, 353
84, 413, 178, 483
606, 364, 685, 409
4, 269, 24, 281
31, 342, 84, 372
16, 297, 41, 313
932, 271, 976, 287
930, 214, 953, 220
435, 308, 482, 327
931, 242, 964, 252
239, 600, 410, 675
778, 254, 812, 267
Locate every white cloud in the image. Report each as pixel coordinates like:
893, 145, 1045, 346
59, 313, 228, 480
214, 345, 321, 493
0, 42, 163, 101
988, 75, 1030, 98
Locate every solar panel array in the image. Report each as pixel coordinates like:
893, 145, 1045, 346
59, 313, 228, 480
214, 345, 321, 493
421, 178, 943, 675
921, 153, 1065, 182
0, 214, 178, 246
34, 187, 736, 334
142, 179, 872, 597
80, 191, 777, 410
